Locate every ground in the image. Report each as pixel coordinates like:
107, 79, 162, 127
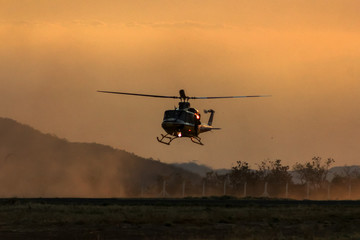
0, 197, 359, 239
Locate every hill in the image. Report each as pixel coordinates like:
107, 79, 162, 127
172, 161, 230, 177
0, 117, 201, 197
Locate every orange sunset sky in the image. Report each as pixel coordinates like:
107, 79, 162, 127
1, 0, 360, 168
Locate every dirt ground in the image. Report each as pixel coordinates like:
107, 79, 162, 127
0, 197, 360, 239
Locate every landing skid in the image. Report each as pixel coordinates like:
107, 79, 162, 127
157, 134, 178, 145
191, 136, 204, 145
156, 134, 204, 145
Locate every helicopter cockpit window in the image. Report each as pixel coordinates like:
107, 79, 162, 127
177, 111, 187, 121
164, 110, 177, 120
163, 110, 195, 124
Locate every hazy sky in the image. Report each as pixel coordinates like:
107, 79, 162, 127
1, 0, 360, 169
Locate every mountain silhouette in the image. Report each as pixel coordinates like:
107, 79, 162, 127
0, 117, 200, 197
172, 161, 230, 177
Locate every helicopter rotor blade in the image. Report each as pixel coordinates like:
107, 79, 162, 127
190, 95, 271, 99
97, 90, 180, 99
98, 90, 271, 100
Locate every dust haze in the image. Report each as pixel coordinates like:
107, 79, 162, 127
0, 118, 201, 197
1, 0, 360, 171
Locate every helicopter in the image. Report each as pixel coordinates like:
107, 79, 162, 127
98, 89, 270, 145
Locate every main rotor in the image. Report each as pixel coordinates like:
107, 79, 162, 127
97, 89, 271, 103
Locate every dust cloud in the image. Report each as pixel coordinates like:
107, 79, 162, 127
0, 118, 200, 197
0, 117, 125, 197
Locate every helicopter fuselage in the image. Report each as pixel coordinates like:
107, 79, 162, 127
161, 108, 201, 138
158, 104, 217, 145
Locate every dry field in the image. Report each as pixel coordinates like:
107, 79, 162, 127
0, 197, 359, 239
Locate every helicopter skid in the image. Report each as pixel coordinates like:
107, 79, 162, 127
157, 134, 178, 145
191, 136, 204, 145
157, 134, 204, 145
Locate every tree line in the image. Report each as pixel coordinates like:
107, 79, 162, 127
148, 157, 360, 199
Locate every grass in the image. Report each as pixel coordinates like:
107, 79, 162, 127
0, 198, 360, 239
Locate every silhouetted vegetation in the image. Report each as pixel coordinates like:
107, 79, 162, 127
293, 156, 334, 187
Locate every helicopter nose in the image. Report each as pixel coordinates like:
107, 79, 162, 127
162, 121, 183, 129
162, 121, 183, 135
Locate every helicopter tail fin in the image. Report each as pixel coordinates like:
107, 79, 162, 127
204, 109, 215, 126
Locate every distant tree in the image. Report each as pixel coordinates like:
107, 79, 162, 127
204, 171, 228, 188
342, 165, 359, 180
204, 171, 218, 188
256, 159, 292, 185
255, 160, 269, 181
332, 165, 360, 185
293, 157, 334, 188
202, 171, 229, 195
229, 161, 256, 190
